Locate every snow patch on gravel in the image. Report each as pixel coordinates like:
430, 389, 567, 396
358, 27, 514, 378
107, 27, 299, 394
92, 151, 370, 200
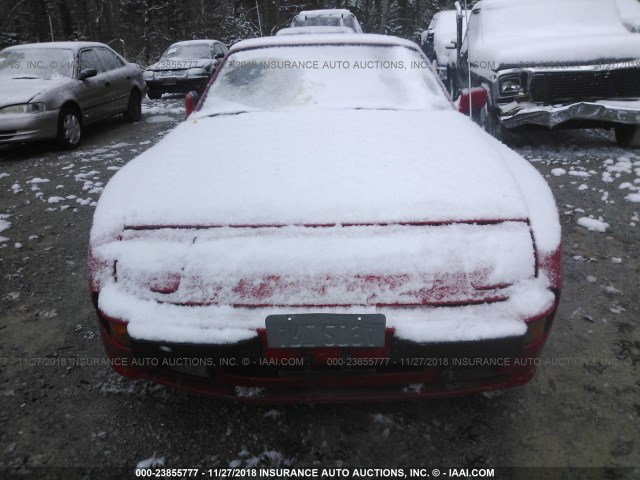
577, 217, 609, 232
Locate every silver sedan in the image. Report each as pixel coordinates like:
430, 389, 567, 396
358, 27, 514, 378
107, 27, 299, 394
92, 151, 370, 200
0, 41, 146, 149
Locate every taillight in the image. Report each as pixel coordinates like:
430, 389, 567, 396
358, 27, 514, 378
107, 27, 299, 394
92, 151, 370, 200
107, 318, 132, 349
149, 273, 181, 294
524, 316, 546, 345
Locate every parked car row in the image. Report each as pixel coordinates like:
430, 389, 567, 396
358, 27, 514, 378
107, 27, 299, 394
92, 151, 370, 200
0, 8, 365, 151
423, 0, 640, 147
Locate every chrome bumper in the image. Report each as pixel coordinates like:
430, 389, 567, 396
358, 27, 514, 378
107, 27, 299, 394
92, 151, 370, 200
498, 99, 640, 129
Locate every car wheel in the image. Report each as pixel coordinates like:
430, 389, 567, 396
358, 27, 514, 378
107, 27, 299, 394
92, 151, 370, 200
614, 124, 640, 148
147, 90, 161, 100
57, 106, 82, 150
479, 97, 504, 141
447, 76, 456, 100
123, 90, 142, 123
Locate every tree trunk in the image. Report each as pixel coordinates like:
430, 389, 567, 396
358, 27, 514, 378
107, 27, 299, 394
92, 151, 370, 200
379, 0, 389, 34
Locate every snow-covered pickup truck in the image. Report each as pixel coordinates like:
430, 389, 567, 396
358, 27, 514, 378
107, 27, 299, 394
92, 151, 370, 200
453, 0, 640, 147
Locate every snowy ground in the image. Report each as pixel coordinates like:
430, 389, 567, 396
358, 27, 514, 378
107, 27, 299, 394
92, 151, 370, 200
0, 103, 638, 476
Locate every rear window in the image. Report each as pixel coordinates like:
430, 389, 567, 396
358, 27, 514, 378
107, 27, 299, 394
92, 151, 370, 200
199, 44, 450, 115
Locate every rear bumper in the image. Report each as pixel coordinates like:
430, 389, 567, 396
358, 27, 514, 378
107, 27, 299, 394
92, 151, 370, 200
498, 99, 640, 129
0, 109, 59, 144
95, 301, 558, 403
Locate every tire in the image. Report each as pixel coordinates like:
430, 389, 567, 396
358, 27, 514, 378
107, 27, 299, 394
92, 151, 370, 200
449, 81, 457, 100
447, 67, 458, 100
478, 93, 504, 141
147, 90, 161, 100
614, 124, 640, 148
57, 106, 82, 150
123, 90, 142, 123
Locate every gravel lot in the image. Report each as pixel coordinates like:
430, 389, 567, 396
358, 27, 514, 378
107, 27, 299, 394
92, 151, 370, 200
0, 99, 638, 479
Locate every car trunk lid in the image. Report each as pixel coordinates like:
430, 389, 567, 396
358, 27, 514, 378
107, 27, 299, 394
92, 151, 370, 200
106, 220, 536, 307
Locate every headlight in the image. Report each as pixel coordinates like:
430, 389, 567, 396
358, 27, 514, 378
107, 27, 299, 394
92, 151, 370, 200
186, 67, 207, 78
0, 103, 46, 114
143, 70, 155, 80
499, 74, 526, 96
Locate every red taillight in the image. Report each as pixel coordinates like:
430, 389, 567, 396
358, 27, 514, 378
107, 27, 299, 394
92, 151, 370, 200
105, 317, 131, 349
524, 316, 546, 345
149, 273, 181, 294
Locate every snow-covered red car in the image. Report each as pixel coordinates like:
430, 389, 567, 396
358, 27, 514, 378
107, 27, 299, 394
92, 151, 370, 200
89, 34, 562, 402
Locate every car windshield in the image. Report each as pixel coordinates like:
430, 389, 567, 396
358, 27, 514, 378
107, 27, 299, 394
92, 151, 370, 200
0, 48, 75, 79
482, 0, 627, 38
199, 44, 450, 115
161, 43, 211, 59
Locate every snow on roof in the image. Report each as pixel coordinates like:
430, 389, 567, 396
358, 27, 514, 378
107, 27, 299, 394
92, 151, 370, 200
5, 41, 106, 51
276, 26, 354, 36
296, 9, 354, 17
472, 0, 640, 65
433, 10, 460, 22
168, 39, 220, 46
231, 33, 419, 52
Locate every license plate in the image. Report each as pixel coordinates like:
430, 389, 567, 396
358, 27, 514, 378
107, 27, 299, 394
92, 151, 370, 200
265, 314, 386, 348
157, 71, 185, 80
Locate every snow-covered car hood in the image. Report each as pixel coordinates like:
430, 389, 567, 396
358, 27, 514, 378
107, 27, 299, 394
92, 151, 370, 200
474, 33, 640, 69
146, 58, 214, 71
92, 108, 559, 253
0, 77, 69, 106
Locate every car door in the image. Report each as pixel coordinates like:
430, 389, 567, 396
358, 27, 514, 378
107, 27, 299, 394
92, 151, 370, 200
95, 47, 131, 114
76, 48, 112, 123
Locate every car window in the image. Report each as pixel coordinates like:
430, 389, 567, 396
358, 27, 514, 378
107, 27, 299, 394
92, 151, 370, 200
461, 10, 479, 55
201, 44, 450, 115
95, 48, 125, 71
0, 48, 74, 79
161, 43, 213, 59
342, 16, 359, 32
79, 49, 105, 74
213, 44, 227, 56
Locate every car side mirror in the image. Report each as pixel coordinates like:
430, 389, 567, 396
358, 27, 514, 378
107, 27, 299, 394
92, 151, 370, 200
185, 91, 200, 119
214, 52, 225, 59
78, 69, 97, 80
445, 41, 457, 50
458, 87, 488, 114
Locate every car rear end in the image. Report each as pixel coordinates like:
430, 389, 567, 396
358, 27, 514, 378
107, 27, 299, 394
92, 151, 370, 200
91, 219, 561, 402
90, 34, 561, 402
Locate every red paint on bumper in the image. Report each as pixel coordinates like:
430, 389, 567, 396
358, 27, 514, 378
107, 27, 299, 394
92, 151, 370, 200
96, 307, 555, 403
